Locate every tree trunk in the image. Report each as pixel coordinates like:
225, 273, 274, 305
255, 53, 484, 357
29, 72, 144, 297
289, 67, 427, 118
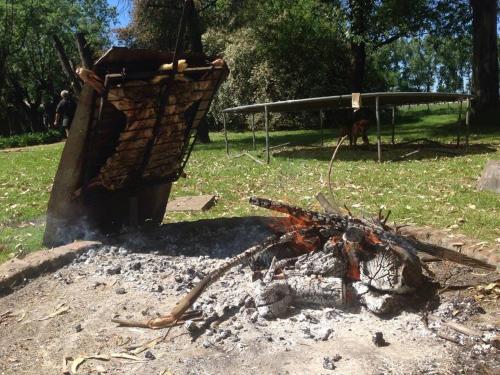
471, 0, 498, 111
52, 35, 82, 95
348, 0, 372, 93
350, 42, 366, 92
186, 0, 210, 143
75, 32, 94, 69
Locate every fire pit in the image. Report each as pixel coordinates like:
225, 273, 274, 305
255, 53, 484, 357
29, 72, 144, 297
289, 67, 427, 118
0, 215, 498, 374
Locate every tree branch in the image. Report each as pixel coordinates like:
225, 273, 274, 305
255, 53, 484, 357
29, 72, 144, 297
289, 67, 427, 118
51, 35, 82, 95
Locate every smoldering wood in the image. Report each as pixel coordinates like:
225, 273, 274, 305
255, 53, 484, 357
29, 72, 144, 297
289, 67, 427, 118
249, 196, 496, 271
252, 276, 345, 319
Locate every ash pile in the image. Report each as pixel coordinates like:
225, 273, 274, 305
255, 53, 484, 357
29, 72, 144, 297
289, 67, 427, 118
59, 199, 500, 374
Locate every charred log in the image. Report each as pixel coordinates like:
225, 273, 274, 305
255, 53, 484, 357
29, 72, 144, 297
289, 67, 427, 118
249, 196, 496, 271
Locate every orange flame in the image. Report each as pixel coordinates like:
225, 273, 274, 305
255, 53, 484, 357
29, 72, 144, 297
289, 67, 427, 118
365, 231, 382, 245
269, 215, 319, 254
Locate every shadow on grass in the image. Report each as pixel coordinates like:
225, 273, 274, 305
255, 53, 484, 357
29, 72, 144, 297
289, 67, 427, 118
272, 142, 497, 162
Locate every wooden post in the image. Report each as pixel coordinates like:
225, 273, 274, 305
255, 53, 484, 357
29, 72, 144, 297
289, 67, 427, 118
223, 113, 229, 155
465, 98, 470, 152
251, 113, 256, 150
456, 101, 463, 147
391, 106, 396, 144
264, 105, 270, 164
319, 110, 324, 146
376, 96, 381, 162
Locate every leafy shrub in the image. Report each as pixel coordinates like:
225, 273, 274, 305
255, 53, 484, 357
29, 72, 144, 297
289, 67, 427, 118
205, 1, 352, 132
0, 130, 63, 149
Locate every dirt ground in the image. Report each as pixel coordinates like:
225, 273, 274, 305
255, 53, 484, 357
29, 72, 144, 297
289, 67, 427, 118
0, 217, 498, 375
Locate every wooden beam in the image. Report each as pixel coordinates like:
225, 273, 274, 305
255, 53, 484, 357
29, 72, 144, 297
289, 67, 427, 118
223, 113, 229, 155
251, 113, 256, 150
456, 101, 463, 147
264, 105, 270, 164
376, 96, 381, 162
465, 99, 470, 152
391, 106, 396, 144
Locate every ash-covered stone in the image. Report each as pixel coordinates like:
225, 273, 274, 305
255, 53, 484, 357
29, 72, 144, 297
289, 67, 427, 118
372, 331, 389, 347
174, 275, 183, 283
150, 284, 164, 293
115, 287, 127, 295
118, 247, 129, 256
202, 339, 211, 348
317, 327, 333, 341
106, 266, 121, 275
184, 320, 198, 333
359, 290, 403, 315
322, 356, 336, 370
130, 262, 142, 271
144, 351, 155, 360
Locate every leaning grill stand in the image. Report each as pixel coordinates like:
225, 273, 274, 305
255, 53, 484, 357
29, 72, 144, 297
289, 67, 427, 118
43, 48, 228, 247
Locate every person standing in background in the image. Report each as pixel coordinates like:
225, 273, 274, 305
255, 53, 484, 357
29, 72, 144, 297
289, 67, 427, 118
53, 90, 76, 137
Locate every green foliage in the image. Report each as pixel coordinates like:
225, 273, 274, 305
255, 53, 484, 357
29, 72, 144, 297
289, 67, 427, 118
0, 0, 116, 135
0, 130, 63, 149
372, 33, 472, 93
206, 1, 351, 130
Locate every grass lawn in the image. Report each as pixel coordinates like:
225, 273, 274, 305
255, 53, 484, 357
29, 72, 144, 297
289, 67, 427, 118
0, 103, 499, 263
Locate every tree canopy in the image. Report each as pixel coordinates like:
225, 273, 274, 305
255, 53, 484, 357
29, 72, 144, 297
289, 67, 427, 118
0, 0, 116, 135
1, 0, 497, 135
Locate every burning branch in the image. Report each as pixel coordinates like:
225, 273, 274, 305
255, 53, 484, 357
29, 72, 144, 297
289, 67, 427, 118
249, 196, 496, 271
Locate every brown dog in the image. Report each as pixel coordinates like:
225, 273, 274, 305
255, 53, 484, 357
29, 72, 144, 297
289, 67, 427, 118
339, 118, 370, 146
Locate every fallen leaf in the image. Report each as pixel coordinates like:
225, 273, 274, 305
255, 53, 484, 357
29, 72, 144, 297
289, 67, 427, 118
131, 336, 161, 355
37, 304, 70, 321
71, 357, 86, 373
484, 283, 498, 292
71, 355, 110, 373
117, 336, 131, 347
111, 352, 142, 361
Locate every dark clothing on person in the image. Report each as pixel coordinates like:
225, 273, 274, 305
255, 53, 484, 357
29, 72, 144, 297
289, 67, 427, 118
56, 98, 77, 129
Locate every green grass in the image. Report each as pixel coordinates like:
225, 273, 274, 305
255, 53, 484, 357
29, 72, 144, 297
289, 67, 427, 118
0, 103, 499, 263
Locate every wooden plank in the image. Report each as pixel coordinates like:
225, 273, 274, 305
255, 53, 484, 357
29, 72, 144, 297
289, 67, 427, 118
166, 195, 216, 212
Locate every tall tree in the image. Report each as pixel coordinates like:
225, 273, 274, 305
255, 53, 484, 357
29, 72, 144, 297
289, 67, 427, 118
118, 0, 215, 142
470, 0, 498, 111
342, 0, 432, 92
0, 0, 116, 135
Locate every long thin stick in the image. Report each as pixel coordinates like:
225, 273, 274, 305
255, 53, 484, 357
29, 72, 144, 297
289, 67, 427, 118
112, 233, 295, 329
328, 135, 347, 205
